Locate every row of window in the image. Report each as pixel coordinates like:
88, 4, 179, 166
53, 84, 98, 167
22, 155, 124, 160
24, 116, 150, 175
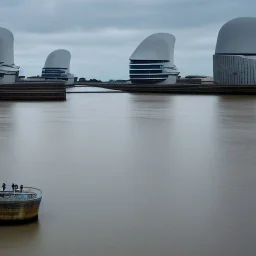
42, 70, 66, 74
43, 77, 68, 81
130, 70, 164, 74
43, 67, 68, 70
130, 75, 169, 79
130, 79, 166, 84
42, 74, 67, 78
130, 60, 168, 64
130, 65, 163, 69
42, 67, 67, 78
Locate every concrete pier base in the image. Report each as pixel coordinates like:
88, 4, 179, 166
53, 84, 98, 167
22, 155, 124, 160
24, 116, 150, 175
0, 82, 66, 101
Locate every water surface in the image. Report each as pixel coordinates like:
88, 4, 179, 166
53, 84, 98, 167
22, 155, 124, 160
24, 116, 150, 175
1, 92, 256, 255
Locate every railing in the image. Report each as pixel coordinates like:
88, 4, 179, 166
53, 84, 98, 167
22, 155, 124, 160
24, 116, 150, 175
0, 192, 37, 201
0, 187, 42, 202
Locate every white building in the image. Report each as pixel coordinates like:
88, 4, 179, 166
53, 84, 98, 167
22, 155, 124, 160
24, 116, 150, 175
42, 49, 74, 85
129, 33, 179, 84
0, 27, 19, 84
214, 17, 256, 85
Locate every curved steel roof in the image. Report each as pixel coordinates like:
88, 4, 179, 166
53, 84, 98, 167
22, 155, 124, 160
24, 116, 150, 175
130, 33, 176, 63
44, 49, 71, 70
0, 27, 14, 65
215, 17, 256, 54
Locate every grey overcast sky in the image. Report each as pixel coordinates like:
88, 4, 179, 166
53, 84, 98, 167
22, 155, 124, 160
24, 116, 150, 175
0, 0, 255, 80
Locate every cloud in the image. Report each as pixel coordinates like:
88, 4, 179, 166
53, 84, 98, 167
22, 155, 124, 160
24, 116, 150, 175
0, 0, 255, 79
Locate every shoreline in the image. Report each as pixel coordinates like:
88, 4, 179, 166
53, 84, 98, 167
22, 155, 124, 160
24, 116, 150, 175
72, 83, 256, 95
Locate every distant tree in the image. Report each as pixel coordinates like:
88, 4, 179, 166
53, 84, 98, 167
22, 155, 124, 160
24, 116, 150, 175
79, 77, 86, 82
74, 77, 78, 82
89, 79, 102, 83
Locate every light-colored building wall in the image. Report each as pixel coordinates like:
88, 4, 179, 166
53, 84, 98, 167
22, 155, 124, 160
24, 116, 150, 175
213, 55, 256, 84
213, 17, 256, 85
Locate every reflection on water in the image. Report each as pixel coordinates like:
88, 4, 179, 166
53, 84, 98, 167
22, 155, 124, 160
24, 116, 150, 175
66, 86, 114, 93
1, 94, 256, 255
0, 222, 40, 250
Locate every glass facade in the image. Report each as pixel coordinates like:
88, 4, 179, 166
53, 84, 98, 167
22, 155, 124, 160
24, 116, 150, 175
130, 75, 169, 79
130, 60, 166, 64
130, 64, 163, 69
129, 60, 170, 84
130, 70, 165, 74
42, 68, 68, 80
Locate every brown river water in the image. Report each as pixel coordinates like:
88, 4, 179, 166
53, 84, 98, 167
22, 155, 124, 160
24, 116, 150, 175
1, 90, 256, 255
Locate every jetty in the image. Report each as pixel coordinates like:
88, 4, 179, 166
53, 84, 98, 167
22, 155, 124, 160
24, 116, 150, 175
0, 81, 66, 101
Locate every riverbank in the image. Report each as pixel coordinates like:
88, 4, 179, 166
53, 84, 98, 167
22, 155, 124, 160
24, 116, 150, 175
78, 83, 256, 95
